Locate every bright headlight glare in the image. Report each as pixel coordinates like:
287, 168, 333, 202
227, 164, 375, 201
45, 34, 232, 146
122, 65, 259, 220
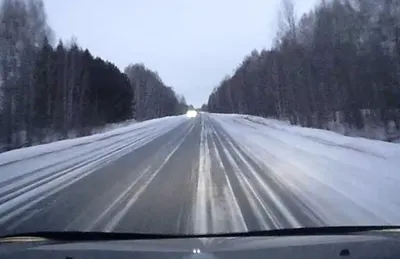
186, 110, 197, 118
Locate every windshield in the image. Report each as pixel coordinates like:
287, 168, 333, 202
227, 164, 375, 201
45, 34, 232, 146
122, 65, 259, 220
0, 0, 399, 237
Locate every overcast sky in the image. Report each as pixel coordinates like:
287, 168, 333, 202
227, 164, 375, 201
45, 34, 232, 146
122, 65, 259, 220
44, 0, 318, 107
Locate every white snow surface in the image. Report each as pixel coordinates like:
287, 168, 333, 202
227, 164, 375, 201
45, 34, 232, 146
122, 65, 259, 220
211, 113, 400, 226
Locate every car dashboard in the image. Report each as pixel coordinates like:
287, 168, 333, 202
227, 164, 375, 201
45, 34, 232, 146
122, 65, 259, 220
0, 232, 400, 259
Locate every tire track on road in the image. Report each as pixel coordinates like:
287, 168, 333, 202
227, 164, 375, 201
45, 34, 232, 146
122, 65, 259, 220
0, 130, 152, 206
210, 116, 325, 228
209, 119, 274, 231
205, 116, 248, 233
102, 120, 199, 233
193, 115, 248, 234
87, 122, 196, 232
0, 119, 189, 235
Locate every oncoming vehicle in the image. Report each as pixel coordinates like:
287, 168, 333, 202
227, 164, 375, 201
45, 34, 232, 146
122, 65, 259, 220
186, 110, 198, 118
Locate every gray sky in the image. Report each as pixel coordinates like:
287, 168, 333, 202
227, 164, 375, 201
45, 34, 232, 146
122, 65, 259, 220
44, 0, 318, 107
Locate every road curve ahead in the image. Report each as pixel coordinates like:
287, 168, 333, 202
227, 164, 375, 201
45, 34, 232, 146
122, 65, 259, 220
1, 112, 398, 236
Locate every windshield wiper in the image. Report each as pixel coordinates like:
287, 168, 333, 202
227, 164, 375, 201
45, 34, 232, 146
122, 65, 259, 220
1, 226, 399, 241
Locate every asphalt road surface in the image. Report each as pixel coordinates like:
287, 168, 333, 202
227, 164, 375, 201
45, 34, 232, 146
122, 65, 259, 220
0, 113, 331, 236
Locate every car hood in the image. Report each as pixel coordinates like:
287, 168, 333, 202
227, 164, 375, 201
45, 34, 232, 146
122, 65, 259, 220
1, 232, 400, 259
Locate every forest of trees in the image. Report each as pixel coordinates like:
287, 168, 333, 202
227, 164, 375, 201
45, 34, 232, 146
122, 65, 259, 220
0, 0, 187, 152
207, 0, 400, 139
124, 64, 188, 121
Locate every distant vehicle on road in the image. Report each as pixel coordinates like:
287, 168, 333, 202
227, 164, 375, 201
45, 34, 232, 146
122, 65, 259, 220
186, 110, 197, 118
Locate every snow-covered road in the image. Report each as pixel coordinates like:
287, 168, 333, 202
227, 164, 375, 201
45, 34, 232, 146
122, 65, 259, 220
1, 113, 400, 235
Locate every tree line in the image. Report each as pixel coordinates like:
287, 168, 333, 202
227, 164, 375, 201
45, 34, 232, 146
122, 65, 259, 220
207, 0, 400, 137
0, 0, 187, 152
124, 64, 188, 121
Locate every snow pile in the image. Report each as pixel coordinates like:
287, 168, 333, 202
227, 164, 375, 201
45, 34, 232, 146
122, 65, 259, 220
212, 113, 400, 226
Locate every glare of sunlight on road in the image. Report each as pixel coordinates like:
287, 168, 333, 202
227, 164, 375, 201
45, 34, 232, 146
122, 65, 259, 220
186, 110, 198, 118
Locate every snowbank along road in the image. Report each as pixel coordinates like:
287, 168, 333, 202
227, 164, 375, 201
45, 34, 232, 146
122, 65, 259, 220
1, 113, 400, 236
